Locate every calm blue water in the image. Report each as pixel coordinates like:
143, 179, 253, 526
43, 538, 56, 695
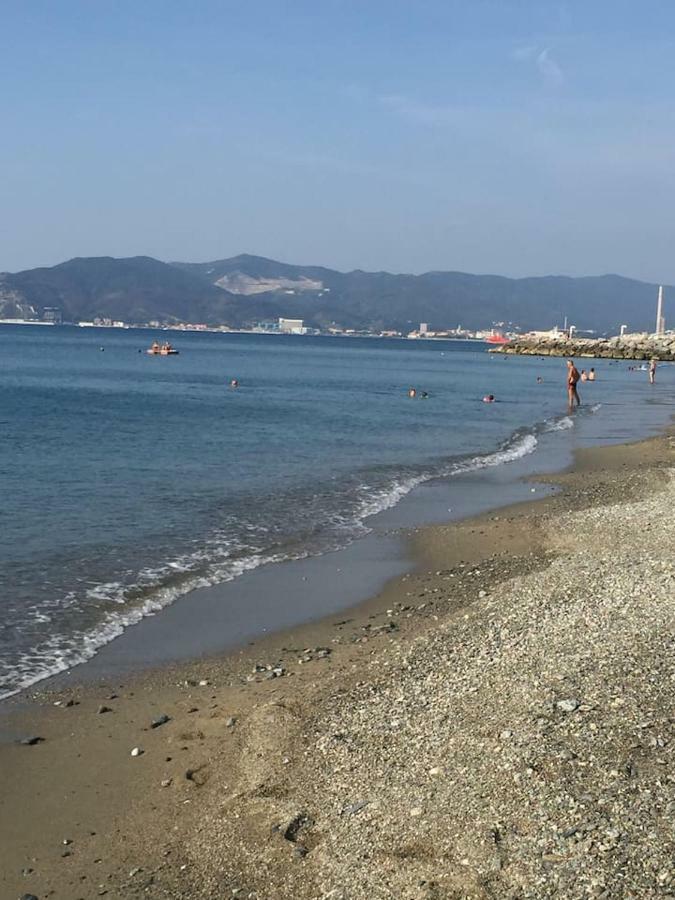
1, 325, 673, 697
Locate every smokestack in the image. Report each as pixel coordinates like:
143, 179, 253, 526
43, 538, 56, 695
656, 285, 665, 335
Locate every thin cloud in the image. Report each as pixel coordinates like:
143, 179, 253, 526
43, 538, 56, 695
537, 48, 564, 86
513, 44, 564, 86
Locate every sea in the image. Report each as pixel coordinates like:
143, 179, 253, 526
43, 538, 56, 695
1, 325, 673, 699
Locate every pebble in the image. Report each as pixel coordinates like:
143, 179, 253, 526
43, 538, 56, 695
341, 800, 369, 816
130, 747, 143, 757
556, 698, 581, 713
225, 716, 236, 727
151, 714, 170, 729
20, 894, 39, 900
97, 705, 112, 715
161, 778, 173, 787
19, 736, 44, 746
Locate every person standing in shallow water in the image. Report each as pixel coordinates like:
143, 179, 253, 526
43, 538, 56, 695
649, 359, 657, 384
567, 359, 581, 410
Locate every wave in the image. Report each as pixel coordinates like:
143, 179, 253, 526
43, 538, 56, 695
544, 415, 574, 432
0, 412, 590, 701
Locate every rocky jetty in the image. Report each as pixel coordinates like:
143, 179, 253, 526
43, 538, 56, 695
492, 331, 675, 360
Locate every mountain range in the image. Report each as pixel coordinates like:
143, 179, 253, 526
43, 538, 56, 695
0, 253, 667, 334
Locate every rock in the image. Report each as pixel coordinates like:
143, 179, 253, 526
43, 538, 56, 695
282, 813, 314, 841
225, 716, 236, 727
198, 679, 210, 686
151, 714, 170, 729
556, 698, 581, 713
97, 705, 112, 715
160, 778, 172, 787
19, 736, 44, 746
130, 747, 143, 757
264, 666, 286, 679
20, 894, 39, 900
410, 807, 423, 817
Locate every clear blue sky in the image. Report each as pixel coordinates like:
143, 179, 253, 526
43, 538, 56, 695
2, 1, 675, 279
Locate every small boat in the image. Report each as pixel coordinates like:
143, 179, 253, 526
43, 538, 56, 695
485, 332, 509, 345
147, 341, 179, 356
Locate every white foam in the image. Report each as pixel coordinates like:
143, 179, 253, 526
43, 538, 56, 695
357, 475, 427, 521
544, 416, 574, 432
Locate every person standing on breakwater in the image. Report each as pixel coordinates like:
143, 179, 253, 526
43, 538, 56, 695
567, 360, 581, 410
649, 359, 657, 384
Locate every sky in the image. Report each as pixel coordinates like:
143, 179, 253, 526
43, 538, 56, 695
2, 0, 675, 280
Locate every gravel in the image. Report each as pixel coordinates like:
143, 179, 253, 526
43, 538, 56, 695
186, 464, 674, 899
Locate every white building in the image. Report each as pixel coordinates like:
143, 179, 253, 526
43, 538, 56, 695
419, 322, 428, 334
278, 317, 307, 335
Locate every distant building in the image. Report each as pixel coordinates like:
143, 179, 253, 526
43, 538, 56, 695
278, 317, 307, 335
42, 306, 62, 324
419, 322, 428, 334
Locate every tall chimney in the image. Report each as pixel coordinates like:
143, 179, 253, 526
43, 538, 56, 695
656, 285, 664, 334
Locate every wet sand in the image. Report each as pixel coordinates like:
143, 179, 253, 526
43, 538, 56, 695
0, 428, 673, 899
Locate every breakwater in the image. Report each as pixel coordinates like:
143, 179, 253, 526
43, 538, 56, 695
491, 332, 675, 360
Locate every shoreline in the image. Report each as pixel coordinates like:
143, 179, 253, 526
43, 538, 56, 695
1, 424, 673, 898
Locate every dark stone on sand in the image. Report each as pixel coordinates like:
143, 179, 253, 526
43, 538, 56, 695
21, 894, 39, 900
151, 714, 170, 729
283, 814, 314, 842
19, 736, 44, 746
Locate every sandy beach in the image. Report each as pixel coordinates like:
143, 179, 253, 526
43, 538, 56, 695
1, 429, 673, 900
